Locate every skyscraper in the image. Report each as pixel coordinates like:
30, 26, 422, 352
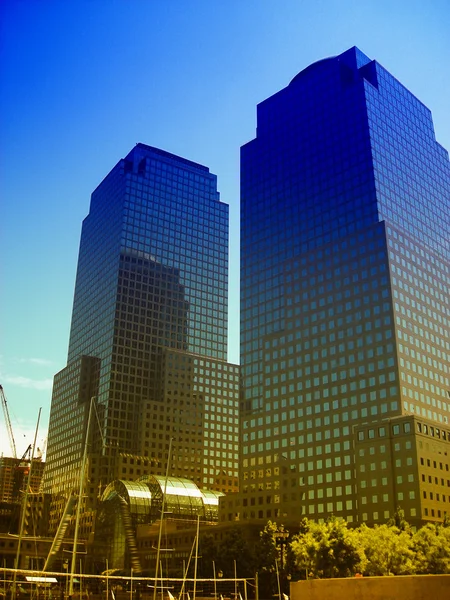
236, 47, 449, 527
43, 144, 239, 533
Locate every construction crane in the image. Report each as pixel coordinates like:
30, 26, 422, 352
0, 384, 17, 458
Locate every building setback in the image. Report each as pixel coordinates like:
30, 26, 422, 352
229, 46, 450, 528
42, 145, 239, 535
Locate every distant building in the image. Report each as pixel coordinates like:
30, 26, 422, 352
0, 455, 45, 530
226, 46, 450, 527
0, 455, 49, 568
42, 145, 239, 536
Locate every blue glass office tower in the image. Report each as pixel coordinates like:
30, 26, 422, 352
238, 47, 450, 526
43, 145, 239, 533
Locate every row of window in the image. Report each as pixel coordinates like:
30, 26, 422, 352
417, 421, 450, 440
387, 226, 449, 273
419, 457, 450, 472
358, 421, 411, 440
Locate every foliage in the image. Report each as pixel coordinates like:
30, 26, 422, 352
253, 521, 287, 598
357, 524, 415, 576
216, 526, 256, 578
199, 533, 218, 578
254, 520, 285, 572
289, 519, 318, 577
201, 515, 450, 582
412, 523, 450, 574
387, 507, 411, 532
290, 517, 366, 579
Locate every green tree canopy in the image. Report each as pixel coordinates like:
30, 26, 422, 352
412, 523, 450, 574
216, 527, 256, 578
254, 520, 282, 573
290, 517, 365, 579
253, 521, 290, 598
387, 507, 411, 533
199, 532, 218, 578
357, 524, 415, 576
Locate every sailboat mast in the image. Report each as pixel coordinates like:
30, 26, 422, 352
153, 437, 173, 600
12, 408, 41, 596
193, 515, 200, 600
69, 397, 94, 598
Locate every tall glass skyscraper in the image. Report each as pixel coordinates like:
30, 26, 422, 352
43, 144, 239, 533
237, 47, 450, 526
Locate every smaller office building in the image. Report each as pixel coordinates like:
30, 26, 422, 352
355, 414, 450, 527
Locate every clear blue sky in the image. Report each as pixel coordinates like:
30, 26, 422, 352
1, 0, 449, 455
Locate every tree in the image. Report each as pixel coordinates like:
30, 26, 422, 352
358, 524, 415, 576
254, 521, 279, 570
290, 519, 320, 578
321, 517, 366, 578
412, 523, 450, 574
254, 521, 291, 598
387, 507, 410, 532
199, 532, 218, 578
290, 517, 365, 579
216, 526, 256, 578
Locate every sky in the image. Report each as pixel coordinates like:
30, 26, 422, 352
1, 0, 449, 457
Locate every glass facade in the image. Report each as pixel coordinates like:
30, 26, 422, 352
96, 476, 223, 570
239, 47, 449, 524
43, 144, 237, 531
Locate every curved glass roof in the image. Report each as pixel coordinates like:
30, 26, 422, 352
139, 475, 205, 520
200, 489, 224, 521
200, 489, 223, 505
101, 479, 153, 516
144, 475, 204, 497
101, 476, 224, 523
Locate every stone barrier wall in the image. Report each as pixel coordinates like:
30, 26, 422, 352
290, 574, 450, 600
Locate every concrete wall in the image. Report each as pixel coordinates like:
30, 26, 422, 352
290, 574, 450, 600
